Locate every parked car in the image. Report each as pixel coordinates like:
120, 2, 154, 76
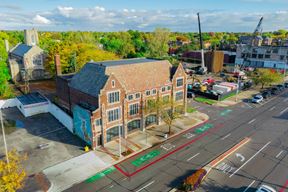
262, 91, 272, 99
284, 82, 288, 88
276, 84, 285, 91
202, 77, 215, 85
271, 87, 280, 95
252, 95, 264, 103
256, 185, 276, 192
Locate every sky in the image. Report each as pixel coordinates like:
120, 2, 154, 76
0, 0, 288, 32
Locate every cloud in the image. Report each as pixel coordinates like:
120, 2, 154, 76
0, 6, 288, 32
33, 15, 51, 24
0, 4, 22, 10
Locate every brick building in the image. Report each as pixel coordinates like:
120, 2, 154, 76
56, 58, 187, 149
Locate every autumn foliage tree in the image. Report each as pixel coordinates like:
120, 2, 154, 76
251, 69, 283, 88
182, 169, 207, 191
0, 150, 27, 192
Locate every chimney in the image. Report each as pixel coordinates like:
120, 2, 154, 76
4, 40, 9, 52
54, 54, 62, 76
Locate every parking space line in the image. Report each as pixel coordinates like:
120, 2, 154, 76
229, 141, 271, 178
280, 107, 288, 115
269, 106, 276, 111
187, 153, 200, 161
276, 150, 284, 158
135, 180, 155, 192
221, 133, 231, 140
248, 119, 256, 124
243, 180, 255, 192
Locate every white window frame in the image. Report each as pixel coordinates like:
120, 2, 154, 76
129, 102, 139, 116
166, 85, 171, 91
111, 80, 115, 88
176, 77, 184, 88
107, 90, 120, 104
152, 89, 157, 95
107, 107, 121, 123
135, 92, 141, 99
175, 90, 184, 101
128, 94, 134, 101
95, 118, 102, 127
146, 90, 151, 96
161, 86, 166, 92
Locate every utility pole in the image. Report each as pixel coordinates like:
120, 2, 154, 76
0, 110, 10, 166
118, 126, 122, 158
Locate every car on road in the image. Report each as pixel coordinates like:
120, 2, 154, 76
271, 87, 280, 95
285, 82, 288, 88
252, 95, 264, 103
276, 84, 285, 91
262, 91, 272, 99
256, 185, 276, 192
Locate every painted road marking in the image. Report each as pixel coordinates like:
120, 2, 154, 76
280, 107, 288, 115
243, 180, 255, 192
244, 103, 253, 109
183, 132, 195, 139
276, 150, 284, 158
160, 143, 175, 151
235, 153, 245, 162
221, 133, 231, 140
248, 118, 256, 124
279, 179, 288, 192
216, 162, 236, 174
85, 166, 116, 183
131, 150, 161, 167
135, 180, 155, 192
220, 109, 232, 116
229, 141, 271, 178
194, 123, 214, 134
269, 106, 276, 111
187, 153, 200, 161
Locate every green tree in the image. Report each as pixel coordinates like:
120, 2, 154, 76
252, 69, 283, 88
147, 28, 170, 58
145, 98, 183, 135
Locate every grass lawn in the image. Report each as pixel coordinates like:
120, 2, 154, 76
194, 97, 216, 105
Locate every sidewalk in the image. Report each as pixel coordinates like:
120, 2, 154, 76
44, 111, 208, 192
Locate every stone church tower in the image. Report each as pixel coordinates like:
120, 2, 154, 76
24, 28, 39, 46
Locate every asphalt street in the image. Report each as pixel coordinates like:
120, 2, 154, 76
65, 89, 288, 192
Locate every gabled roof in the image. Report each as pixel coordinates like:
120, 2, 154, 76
10, 44, 33, 57
69, 58, 173, 98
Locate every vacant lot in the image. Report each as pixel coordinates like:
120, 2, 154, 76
0, 107, 85, 175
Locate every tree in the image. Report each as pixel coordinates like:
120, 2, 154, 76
252, 69, 283, 88
147, 28, 170, 58
0, 150, 27, 192
145, 98, 183, 135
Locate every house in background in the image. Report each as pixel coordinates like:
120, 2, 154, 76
56, 58, 187, 149
8, 28, 48, 82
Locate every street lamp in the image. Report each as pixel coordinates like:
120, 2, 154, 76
0, 110, 9, 166
118, 126, 122, 158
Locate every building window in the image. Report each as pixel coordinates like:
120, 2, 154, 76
152, 89, 157, 95
128, 94, 134, 101
167, 86, 171, 91
106, 126, 123, 142
128, 120, 141, 132
147, 99, 156, 108
161, 87, 166, 92
252, 54, 257, 58
145, 114, 157, 127
129, 103, 139, 116
135, 93, 140, 99
280, 55, 285, 60
146, 90, 151, 96
258, 54, 264, 59
272, 49, 278, 54
108, 91, 120, 104
112, 80, 115, 88
33, 55, 42, 66
175, 91, 184, 101
163, 95, 170, 103
95, 119, 102, 126
107, 108, 121, 122
176, 78, 184, 87
265, 55, 270, 59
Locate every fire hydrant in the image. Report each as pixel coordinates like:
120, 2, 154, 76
84, 146, 89, 152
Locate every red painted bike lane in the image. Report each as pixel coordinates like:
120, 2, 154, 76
114, 123, 224, 177
279, 179, 288, 192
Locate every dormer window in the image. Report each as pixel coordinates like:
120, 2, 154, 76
112, 80, 115, 88
152, 89, 157, 95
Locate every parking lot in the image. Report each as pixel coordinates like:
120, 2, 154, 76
0, 107, 86, 175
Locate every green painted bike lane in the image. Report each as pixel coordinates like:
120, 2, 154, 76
85, 166, 116, 183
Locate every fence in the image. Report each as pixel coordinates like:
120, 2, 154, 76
49, 104, 73, 133
0, 98, 17, 109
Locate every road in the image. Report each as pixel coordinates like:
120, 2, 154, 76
65, 90, 288, 192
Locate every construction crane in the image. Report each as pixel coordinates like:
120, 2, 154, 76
197, 12, 207, 75
251, 17, 264, 46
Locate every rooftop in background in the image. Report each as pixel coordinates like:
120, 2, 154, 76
17, 92, 49, 106
88, 58, 160, 67
10, 44, 33, 57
